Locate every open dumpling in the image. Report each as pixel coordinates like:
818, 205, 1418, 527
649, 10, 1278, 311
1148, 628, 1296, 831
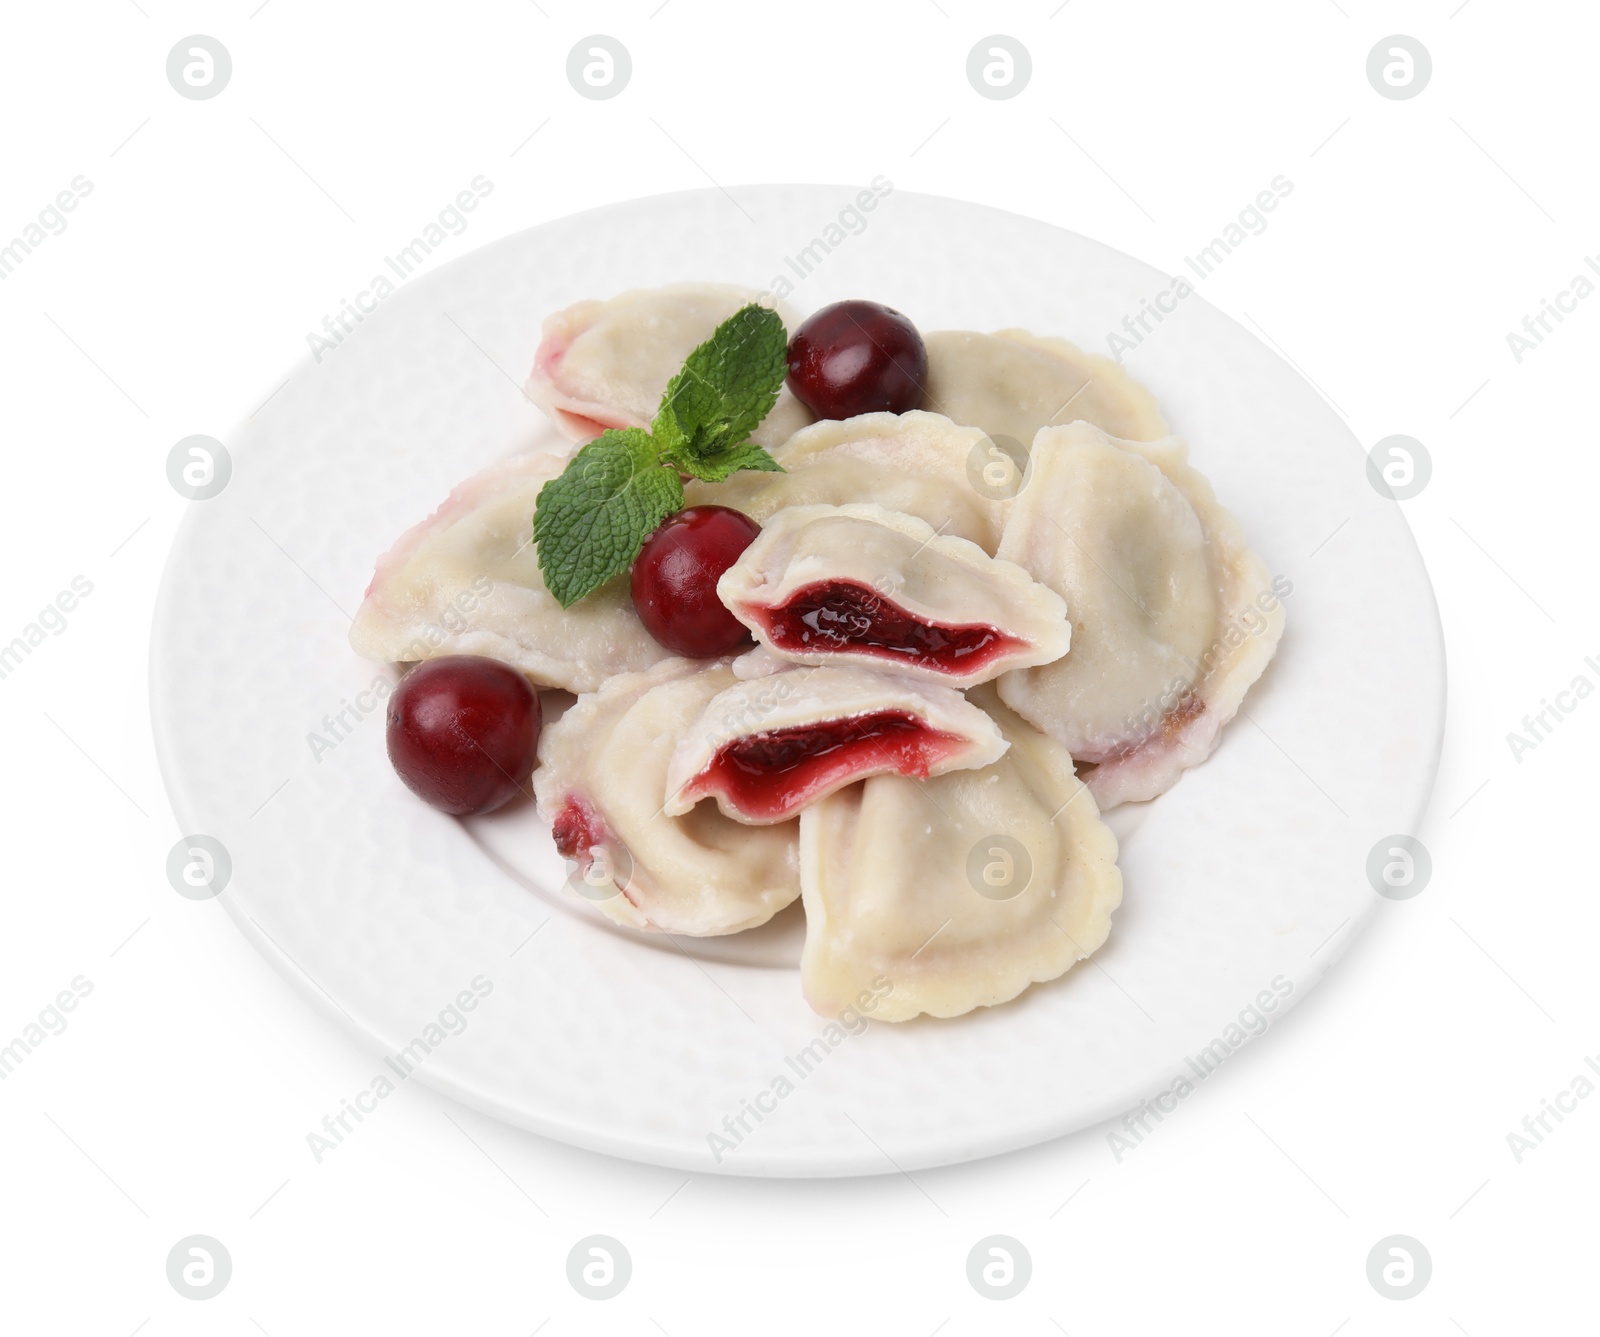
534, 658, 800, 936
798, 687, 1121, 1022
996, 421, 1286, 808
525, 283, 814, 448
687, 410, 1008, 553
718, 503, 1069, 688
665, 664, 1007, 824
348, 448, 673, 693
923, 329, 1169, 451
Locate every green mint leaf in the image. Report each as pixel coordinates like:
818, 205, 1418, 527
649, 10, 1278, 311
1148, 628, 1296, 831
661, 439, 785, 484
652, 303, 788, 464
533, 428, 684, 608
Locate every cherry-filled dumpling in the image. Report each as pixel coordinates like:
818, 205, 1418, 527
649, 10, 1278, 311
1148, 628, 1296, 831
349, 448, 672, 692
686, 410, 1007, 553
664, 665, 1007, 825
533, 659, 800, 936
799, 687, 1122, 1022
525, 283, 814, 448
718, 503, 1070, 689
996, 421, 1286, 808
923, 329, 1169, 448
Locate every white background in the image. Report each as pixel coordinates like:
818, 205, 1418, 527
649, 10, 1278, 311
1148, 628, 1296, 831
1, 1, 1593, 1332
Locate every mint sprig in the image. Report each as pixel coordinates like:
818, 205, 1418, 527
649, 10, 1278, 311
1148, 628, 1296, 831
534, 303, 788, 608
532, 428, 683, 608
653, 302, 789, 474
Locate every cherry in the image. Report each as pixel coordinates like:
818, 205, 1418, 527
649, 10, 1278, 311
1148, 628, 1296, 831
631, 506, 760, 657
386, 656, 541, 815
785, 299, 928, 420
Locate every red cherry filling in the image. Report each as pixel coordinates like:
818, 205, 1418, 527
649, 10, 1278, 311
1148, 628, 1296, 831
683, 711, 965, 821
631, 506, 761, 657
552, 795, 607, 863
786, 300, 928, 419
757, 580, 1025, 674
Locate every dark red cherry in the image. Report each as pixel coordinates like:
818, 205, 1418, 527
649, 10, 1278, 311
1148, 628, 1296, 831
386, 656, 541, 815
785, 299, 928, 419
630, 506, 760, 657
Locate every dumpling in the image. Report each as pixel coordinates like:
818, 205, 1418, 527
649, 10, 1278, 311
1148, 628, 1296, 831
525, 282, 814, 449
798, 687, 1122, 1022
729, 644, 789, 681
922, 329, 1169, 451
686, 410, 1007, 553
664, 664, 1007, 824
533, 658, 800, 936
717, 503, 1069, 688
348, 448, 673, 693
995, 421, 1286, 808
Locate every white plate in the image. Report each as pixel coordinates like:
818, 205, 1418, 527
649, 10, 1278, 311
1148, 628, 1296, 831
150, 186, 1444, 1176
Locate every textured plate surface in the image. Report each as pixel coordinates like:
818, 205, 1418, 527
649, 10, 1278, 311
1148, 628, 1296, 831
149, 186, 1444, 1176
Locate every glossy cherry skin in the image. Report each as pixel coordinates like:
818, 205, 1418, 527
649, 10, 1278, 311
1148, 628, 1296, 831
386, 656, 541, 815
631, 506, 761, 657
785, 299, 928, 419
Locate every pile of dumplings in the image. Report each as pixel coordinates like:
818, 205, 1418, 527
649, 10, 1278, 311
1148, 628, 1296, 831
350, 284, 1285, 1023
